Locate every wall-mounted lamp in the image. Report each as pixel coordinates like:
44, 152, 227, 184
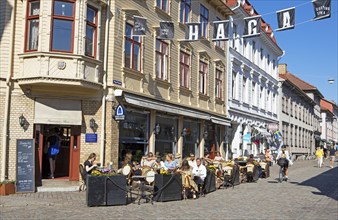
19, 114, 26, 127
181, 128, 187, 137
90, 118, 96, 130
154, 123, 161, 135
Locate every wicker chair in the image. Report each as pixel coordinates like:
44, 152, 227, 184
79, 164, 86, 191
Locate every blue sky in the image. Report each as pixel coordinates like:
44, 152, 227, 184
250, 0, 338, 103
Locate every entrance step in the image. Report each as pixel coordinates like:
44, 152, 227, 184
37, 179, 80, 192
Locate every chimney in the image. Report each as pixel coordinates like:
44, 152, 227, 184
278, 63, 287, 75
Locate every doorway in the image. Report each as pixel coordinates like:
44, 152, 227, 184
35, 124, 81, 181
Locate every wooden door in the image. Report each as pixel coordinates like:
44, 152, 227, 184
69, 126, 81, 181
34, 125, 44, 186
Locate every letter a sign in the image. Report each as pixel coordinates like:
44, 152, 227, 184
276, 7, 295, 31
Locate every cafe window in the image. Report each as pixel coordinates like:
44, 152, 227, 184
51, 0, 75, 52
155, 115, 178, 157
25, 0, 40, 51
182, 120, 200, 158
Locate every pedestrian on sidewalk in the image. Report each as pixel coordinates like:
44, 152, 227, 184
315, 147, 324, 168
329, 147, 336, 168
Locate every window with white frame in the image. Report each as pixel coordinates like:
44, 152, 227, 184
156, 0, 169, 13
200, 4, 209, 38
252, 81, 256, 106
85, 5, 98, 58
125, 23, 142, 71
199, 60, 208, 95
242, 77, 247, 103
25, 0, 40, 51
232, 72, 237, 99
232, 24, 237, 50
215, 68, 223, 99
180, 0, 191, 23
155, 39, 169, 80
267, 90, 270, 112
260, 86, 264, 109
272, 93, 276, 114
51, 0, 75, 52
252, 40, 256, 63
180, 50, 190, 88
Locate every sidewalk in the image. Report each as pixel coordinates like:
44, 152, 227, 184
1, 159, 337, 220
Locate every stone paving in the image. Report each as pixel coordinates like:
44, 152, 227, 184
0, 159, 337, 220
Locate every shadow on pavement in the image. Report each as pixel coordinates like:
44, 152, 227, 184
293, 167, 338, 201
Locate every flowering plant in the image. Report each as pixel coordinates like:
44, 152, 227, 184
91, 168, 115, 176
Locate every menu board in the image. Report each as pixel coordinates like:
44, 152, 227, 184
16, 139, 35, 193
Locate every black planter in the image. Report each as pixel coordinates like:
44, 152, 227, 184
153, 174, 182, 202
106, 175, 127, 206
204, 170, 216, 194
86, 175, 127, 206
233, 166, 240, 186
253, 166, 260, 181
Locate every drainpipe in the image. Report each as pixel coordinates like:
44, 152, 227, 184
100, 0, 110, 165
1, 0, 17, 181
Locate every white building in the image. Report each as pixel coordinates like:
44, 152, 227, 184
226, 0, 283, 158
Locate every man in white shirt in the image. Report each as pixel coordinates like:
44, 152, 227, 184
192, 158, 207, 196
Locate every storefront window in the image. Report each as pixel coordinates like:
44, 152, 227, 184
182, 120, 200, 158
155, 115, 177, 157
119, 109, 149, 166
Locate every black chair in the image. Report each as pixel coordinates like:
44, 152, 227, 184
224, 165, 239, 189
79, 164, 86, 191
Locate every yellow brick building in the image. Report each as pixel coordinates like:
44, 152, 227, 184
0, 0, 232, 188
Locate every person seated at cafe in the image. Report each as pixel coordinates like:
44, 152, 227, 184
188, 153, 197, 168
203, 153, 213, 165
177, 160, 198, 199
161, 153, 177, 172
83, 153, 98, 179
247, 154, 256, 164
214, 151, 225, 162
141, 152, 158, 168
192, 158, 207, 197
174, 153, 182, 168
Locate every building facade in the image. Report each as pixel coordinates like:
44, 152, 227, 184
320, 99, 338, 149
0, 0, 233, 185
278, 64, 318, 156
225, 0, 283, 159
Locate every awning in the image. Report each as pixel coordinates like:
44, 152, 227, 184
254, 126, 271, 137
211, 117, 231, 126
34, 98, 82, 125
124, 93, 230, 126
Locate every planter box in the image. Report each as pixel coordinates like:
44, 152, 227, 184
0, 183, 15, 196
204, 170, 216, 194
86, 175, 127, 206
233, 167, 240, 186
153, 174, 182, 202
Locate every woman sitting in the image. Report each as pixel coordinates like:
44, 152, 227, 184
214, 151, 225, 162
83, 153, 98, 179
177, 160, 198, 199
161, 153, 177, 172
141, 152, 158, 168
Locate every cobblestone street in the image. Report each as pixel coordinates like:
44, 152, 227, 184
1, 159, 337, 220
